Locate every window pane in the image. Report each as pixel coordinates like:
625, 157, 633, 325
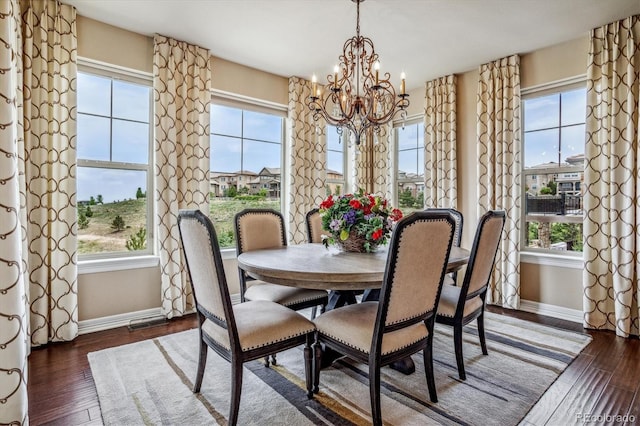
327, 126, 342, 151
561, 89, 586, 126
397, 124, 419, 150
417, 146, 424, 177
327, 150, 343, 174
77, 114, 110, 161
243, 140, 280, 173
243, 110, 281, 143
112, 81, 150, 122
77, 73, 111, 116
77, 167, 148, 254
112, 120, 149, 164
210, 135, 241, 172
524, 129, 559, 167
211, 104, 242, 137
398, 149, 418, 175
524, 94, 559, 131
561, 124, 585, 160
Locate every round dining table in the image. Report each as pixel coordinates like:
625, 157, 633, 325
237, 242, 470, 375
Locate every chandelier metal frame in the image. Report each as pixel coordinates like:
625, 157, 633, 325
307, 0, 409, 145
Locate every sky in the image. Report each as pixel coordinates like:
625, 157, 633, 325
77, 71, 586, 204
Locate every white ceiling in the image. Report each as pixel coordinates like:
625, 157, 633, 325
62, 0, 640, 91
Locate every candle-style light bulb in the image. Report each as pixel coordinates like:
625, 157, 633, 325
312, 74, 317, 97
374, 61, 380, 85
333, 65, 339, 89
400, 72, 406, 95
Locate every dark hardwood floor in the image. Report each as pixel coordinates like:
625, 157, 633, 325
28, 307, 639, 426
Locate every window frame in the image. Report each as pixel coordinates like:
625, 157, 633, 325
77, 58, 155, 263
392, 114, 424, 210
520, 76, 586, 259
326, 125, 347, 195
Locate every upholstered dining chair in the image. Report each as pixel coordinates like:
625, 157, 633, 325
425, 208, 463, 285
435, 210, 505, 380
312, 211, 456, 425
177, 210, 315, 426
305, 208, 323, 244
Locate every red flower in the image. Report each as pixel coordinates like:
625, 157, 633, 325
320, 196, 334, 210
349, 199, 362, 209
372, 228, 383, 241
363, 203, 372, 215
391, 208, 403, 222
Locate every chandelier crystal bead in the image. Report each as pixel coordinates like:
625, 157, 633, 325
307, 0, 409, 145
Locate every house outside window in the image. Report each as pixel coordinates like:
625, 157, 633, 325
76, 64, 153, 258
209, 103, 284, 248
326, 125, 346, 196
394, 119, 424, 215
522, 83, 586, 253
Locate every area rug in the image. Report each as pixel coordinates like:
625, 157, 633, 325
88, 312, 591, 425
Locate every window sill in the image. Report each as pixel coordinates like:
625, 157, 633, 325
520, 252, 582, 269
78, 255, 159, 275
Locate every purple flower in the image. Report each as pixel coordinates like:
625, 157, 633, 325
329, 219, 343, 231
343, 209, 357, 226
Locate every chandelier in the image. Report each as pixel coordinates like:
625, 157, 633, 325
307, 0, 409, 145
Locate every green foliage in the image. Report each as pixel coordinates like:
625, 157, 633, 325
257, 188, 268, 197
325, 184, 331, 196
126, 227, 147, 251
398, 188, 422, 208
97, 194, 103, 204
225, 186, 238, 197
235, 194, 265, 201
238, 186, 249, 194
540, 187, 553, 195
335, 185, 342, 195
78, 212, 89, 230
550, 223, 583, 251
528, 222, 539, 242
85, 205, 94, 218
136, 187, 146, 199
89, 196, 96, 206
111, 215, 126, 232
216, 229, 235, 248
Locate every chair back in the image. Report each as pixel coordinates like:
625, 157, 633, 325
178, 210, 236, 337
305, 208, 323, 243
235, 209, 287, 254
375, 211, 455, 333
460, 210, 506, 303
425, 208, 463, 247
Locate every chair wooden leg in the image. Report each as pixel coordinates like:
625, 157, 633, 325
263, 356, 270, 367
312, 337, 322, 394
193, 337, 208, 393
229, 356, 243, 426
271, 354, 277, 365
369, 363, 382, 426
454, 324, 466, 380
423, 336, 438, 403
304, 336, 313, 399
477, 314, 488, 355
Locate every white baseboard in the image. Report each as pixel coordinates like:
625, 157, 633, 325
519, 299, 583, 324
79, 307, 164, 335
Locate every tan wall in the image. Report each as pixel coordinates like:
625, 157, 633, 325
456, 36, 588, 311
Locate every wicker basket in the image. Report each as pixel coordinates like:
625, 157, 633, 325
336, 230, 377, 253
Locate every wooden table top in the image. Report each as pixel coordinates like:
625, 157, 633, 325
237, 243, 470, 291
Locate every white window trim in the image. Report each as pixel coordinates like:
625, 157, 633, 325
520, 75, 587, 259
77, 57, 155, 263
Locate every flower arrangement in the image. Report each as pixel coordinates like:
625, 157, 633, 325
319, 190, 403, 253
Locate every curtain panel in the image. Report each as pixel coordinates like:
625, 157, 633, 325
21, 0, 78, 345
476, 55, 521, 309
287, 77, 327, 244
354, 126, 393, 198
424, 75, 457, 208
0, 1, 29, 423
154, 35, 211, 318
583, 15, 640, 338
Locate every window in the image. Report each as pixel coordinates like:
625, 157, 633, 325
326, 126, 346, 196
394, 120, 424, 215
210, 104, 284, 248
77, 66, 153, 257
522, 84, 586, 253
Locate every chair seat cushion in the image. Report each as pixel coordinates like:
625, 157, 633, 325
202, 300, 315, 352
437, 284, 483, 318
313, 302, 428, 356
245, 281, 327, 307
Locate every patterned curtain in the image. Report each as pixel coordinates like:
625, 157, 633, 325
424, 75, 457, 208
154, 35, 211, 318
354, 127, 393, 198
21, 0, 78, 345
477, 55, 521, 309
0, 1, 28, 423
583, 15, 640, 338
288, 77, 326, 244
